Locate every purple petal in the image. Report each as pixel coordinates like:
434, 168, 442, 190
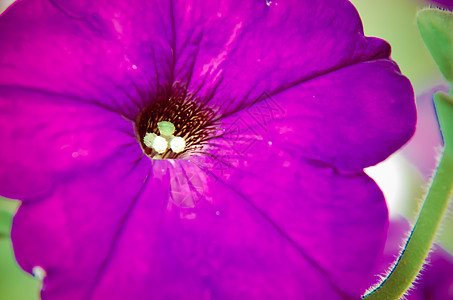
215, 59, 416, 171
413, 246, 453, 300
0, 0, 174, 119
206, 143, 389, 296
11, 152, 154, 299
171, 0, 394, 115
0, 91, 139, 200
13, 152, 387, 299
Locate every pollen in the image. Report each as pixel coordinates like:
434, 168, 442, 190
143, 131, 169, 154
143, 132, 157, 148
151, 136, 168, 154
170, 136, 186, 153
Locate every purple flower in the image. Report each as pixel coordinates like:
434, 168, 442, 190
0, 0, 416, 299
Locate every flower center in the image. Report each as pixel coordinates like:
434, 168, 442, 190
142, 121, 186, 159
136, 84, 218, 159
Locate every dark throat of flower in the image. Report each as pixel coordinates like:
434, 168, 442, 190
136, 83, 219, 160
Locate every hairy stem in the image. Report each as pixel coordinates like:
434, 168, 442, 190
363, 92, 453, 299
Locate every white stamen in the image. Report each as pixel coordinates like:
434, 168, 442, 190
143, 132, 157, 148
170, 136, 186, 153
157, 121, 175, 136
143, 121, 187, 157
152, 136, 168, 154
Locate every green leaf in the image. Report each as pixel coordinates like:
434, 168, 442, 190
417, 9, 453, 83
0, 209, 13, 239
434, 92, 453, 157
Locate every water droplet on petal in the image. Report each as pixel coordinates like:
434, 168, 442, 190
266, 0, 278, 6
32, 266, 47, 280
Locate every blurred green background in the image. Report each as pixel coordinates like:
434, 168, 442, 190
0, 0, 451, 298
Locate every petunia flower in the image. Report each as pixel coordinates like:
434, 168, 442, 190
0, 0, 416, 299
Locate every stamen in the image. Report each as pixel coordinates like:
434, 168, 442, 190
143, 132, 157, 148
152, 136, 168, 154
170, 136, 186, 153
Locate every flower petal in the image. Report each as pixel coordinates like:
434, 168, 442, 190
11, 153, 155, 299
170, 0, 393, 115
0, 90, 138, 200
263, 59, 416, 171
0, 0, 173, 119
211, 59, 415, 172
13, 148, 387, 298
204, 143, 389, 296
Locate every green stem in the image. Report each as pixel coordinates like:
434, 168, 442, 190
363, 152, 453, 300
363, 92, 453, 299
